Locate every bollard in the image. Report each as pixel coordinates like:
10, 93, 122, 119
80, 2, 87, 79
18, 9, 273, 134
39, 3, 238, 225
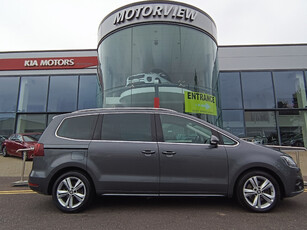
12, 147, 34, 187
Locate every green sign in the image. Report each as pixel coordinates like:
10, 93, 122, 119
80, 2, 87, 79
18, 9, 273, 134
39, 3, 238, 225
184, 91, 217, 116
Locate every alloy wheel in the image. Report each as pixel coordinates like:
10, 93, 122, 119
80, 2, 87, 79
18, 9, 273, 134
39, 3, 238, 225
243, 176, 276, 210
56, 176, 87, 210
237, 171, 280, 212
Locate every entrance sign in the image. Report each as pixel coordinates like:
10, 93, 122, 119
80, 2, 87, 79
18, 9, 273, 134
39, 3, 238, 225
184, 91, 217, 115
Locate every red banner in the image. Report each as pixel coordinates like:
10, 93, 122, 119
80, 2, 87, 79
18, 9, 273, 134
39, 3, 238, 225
0, 56, 98, 70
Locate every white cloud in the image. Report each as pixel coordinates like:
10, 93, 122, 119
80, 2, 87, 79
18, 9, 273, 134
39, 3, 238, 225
0, 0, 306, 51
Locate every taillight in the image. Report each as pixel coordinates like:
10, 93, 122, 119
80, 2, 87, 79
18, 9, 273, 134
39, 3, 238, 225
33, 143, 44, 156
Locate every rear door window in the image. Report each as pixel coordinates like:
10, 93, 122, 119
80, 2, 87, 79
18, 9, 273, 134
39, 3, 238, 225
57, 115, 98, 140
101, 113, 153, 142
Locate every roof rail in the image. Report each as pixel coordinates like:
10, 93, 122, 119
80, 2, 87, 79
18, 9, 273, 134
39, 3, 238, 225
72, 107, 177, 113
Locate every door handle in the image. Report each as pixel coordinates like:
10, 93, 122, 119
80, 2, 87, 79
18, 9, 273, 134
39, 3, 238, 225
162, 151, 176, 157
142, 150, 156, 156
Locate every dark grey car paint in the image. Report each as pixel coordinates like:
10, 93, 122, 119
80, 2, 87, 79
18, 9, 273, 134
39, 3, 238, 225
159, 142, 228, 194
88, 140, 159, 194
29, 108, 303, 200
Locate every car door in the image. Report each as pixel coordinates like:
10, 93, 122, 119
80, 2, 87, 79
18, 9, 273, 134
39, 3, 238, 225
157, 113, 228, 195
88, 113, 159, 194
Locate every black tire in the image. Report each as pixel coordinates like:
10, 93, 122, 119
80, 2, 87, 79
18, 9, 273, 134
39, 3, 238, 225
2, 146, 8, 157
236, 170, 280, 212
52, 171, 93, 213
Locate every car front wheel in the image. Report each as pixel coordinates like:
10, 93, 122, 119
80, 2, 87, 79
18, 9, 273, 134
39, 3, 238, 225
236, 171, 280, 212
52, 171, 93, 213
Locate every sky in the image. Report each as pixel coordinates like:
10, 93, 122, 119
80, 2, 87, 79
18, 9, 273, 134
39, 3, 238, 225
0, 0, 306, 52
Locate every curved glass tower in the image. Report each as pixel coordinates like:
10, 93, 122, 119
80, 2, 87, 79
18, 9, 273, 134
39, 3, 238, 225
98, 1, 219, 124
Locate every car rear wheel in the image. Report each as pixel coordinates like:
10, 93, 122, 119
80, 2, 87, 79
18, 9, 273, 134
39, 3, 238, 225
236, 171, 280, 212
52, 171, 93, 213
2, 147, 8, 157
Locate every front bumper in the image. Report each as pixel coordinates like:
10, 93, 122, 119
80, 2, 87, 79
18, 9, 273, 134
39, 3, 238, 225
284, 167, 304, 197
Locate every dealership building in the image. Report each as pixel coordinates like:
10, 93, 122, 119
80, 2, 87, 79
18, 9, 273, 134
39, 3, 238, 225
0, 1, 307, 147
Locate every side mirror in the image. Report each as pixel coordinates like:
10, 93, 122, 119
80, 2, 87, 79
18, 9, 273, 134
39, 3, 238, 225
210, 135, 219, 147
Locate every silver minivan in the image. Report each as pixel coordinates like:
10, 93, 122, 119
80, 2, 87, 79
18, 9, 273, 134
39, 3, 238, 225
29, 108, 304, 213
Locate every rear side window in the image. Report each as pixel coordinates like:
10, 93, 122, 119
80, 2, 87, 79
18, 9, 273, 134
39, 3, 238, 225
101, 113, 153, 142
57, 115, 98, 140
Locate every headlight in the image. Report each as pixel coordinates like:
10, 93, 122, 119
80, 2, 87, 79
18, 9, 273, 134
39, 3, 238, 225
281, 155, 298, 168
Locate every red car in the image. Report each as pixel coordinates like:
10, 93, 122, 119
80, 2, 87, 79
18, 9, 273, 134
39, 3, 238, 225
2, 133, 41, 160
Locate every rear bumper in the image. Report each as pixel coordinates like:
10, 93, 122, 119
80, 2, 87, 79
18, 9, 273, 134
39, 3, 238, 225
28, 170, 50, 195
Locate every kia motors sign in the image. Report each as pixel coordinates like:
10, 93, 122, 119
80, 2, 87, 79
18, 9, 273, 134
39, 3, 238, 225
0, 56, 98, 71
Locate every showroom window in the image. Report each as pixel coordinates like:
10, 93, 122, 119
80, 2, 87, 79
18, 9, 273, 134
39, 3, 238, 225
221, 110, 245, 137
48, 75, 78, 112
16, 114, 47, 133
0, 77, 19, 112
18, 76, 48, 112
277, 111, 307, 147
273, 71, 305, 109
241, 72, 275, 109
219, 72, 243, 109
0, 113, 15, 136
78, 75, 100, 110
98, 24, 219, 124
244, 111, 278, 145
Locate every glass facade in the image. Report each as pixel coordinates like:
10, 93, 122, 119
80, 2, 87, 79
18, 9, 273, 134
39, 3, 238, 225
48, 76, 78, 112
0, 77, 20, 112
98, 24, 219, 124
18, 76, 48, 112
219, 71, 307, 147
0, 74, 101, 136
241, 72, 275, 109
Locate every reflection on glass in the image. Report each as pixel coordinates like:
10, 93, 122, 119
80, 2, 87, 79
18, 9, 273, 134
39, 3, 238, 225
98, 24, 218, 123
0, 77, 19, 112
244, 111, 278, 145
0, 113, 15, 136
278, 111, 307, 147
16, 114, 46, 133
48, 76, 78, 112
273, 71, 306, 109
241, 72, 275, 109
78, 75, 100, 110
222, 110, 245, 137
160, 114, 212, 144
219, 72, 242, 109
18, 76, 48, 112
